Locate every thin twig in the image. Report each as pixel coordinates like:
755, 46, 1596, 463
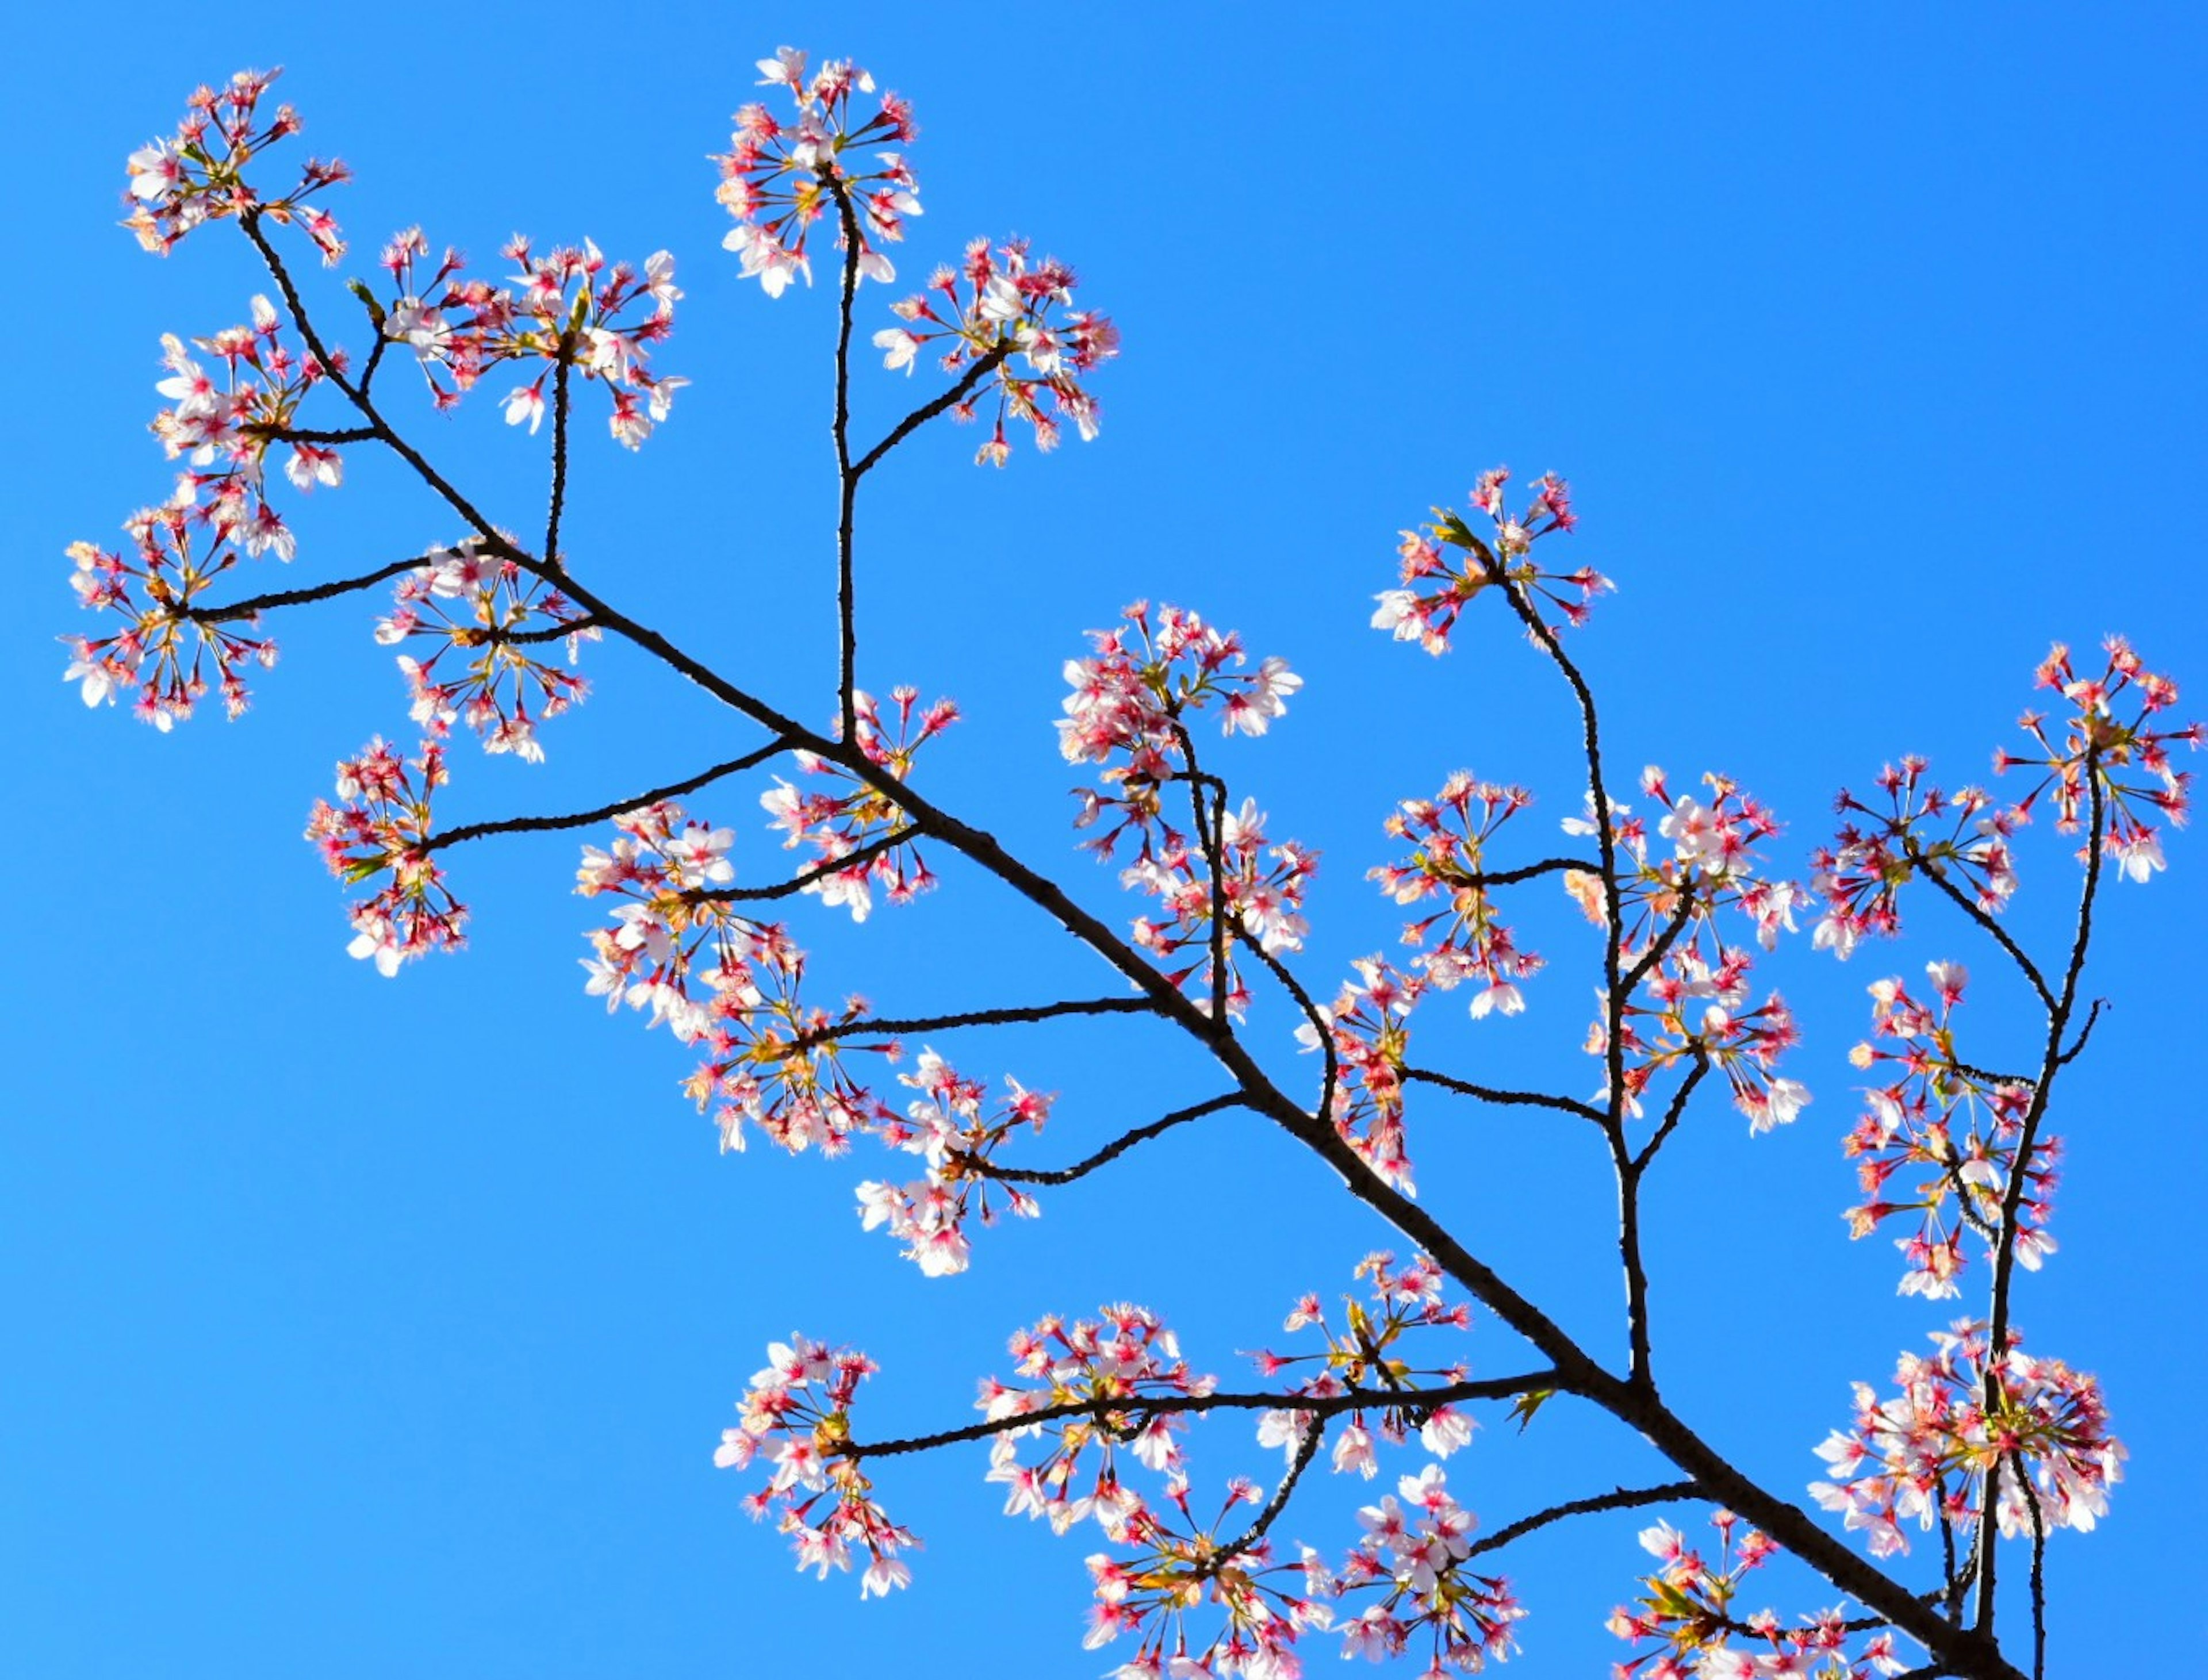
1405, 1067, 1607, 1127
977, 1093, 1248, 1186
423, 745, 785, 852
1462, 1479, 1703, 1560
794, 995, 1159, 1048
845, 1370, 1569, 1460
851, 347, 1009, 478
183, 554, 431, 624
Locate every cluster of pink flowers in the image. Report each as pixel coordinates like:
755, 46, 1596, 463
1808, 1322, 2123, 1560
854, 1050, 1050, 1277
1371, 469, 1609, 654
1839, 962, 2056, 1298
879, 238, 1121, 464
1063, 603, 1308, 1014
714, 1336, 915, 1597
1815, 639, 2196, 956
1812, 760, 2018, 960
1249, 1252, 1475, 1474
122, 67, 347, 263
716, 48, 919, 296
63, 508, 275, 726
1609, 1512, 1904, 1680
1576, 770, 1810, 1131
983, 1305, 1212, 1532
1296, 958, 1422, 1190
302, 738, 466, 976
1371, 773, 1544, 1021
574, 802, 894, 1153
148, 293, 336, 563
983, 1308, 1322, 1680
377, 229, 685, 444
373, 539, 593, 760
1332, 1463, 1524, 1674
2004, 638, 2196, 883
759, 688, 952, 922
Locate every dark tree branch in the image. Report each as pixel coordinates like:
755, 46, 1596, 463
852, 346, 1009, 479
1405, 1067, 1607, 1127
846, 1370, 1570, 1460
422, 745, 786, 852
1631, 1049, 1711, 1174
1906, 839, 2056, 1012
828, 179, 864, 746
545, 329, 576, 569
977, 1092, 1247, 1186
795, 995, 1160, 1048
1210, 1418, 1325, 1570
183, 554, 431, 624
1460, 1478, 1704, 1561
704, 827, 916, 903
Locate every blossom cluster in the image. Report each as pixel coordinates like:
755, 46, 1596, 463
1296, 958, 1422, 1190
854, 1050, 1049, 1277
1840, 963, 2056, 1298
574, 801, 886, 1150
377, 229, 685, 446
1812, 758, 2018, 960
1808, 1321, 2122, 1559
1063, 603, 1308, 1014
1609, 1512, 1904, 1680
63, 508, 275, 726
760, 688, 952, 922
1814, 639, 2196, 957
1373, 469, 1609, 655
1329, 1464, 1524, 1674
714, 1336, 916, 1597
716, 47, 919, 296
2003, 637, 2196, 883
879, 238, 1121, 464
1575, 770, 1810, 1131
374, 539, 593, 760
1371, 772, 1545, 1021
302, 738, 466, 976
122, 67, 348, 263
149, 292, 337, 561
984, 1306, 1322, 1680
1248, 1252, 1476, 1474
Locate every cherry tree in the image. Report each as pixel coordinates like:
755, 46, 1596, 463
63, 53, 2196, 1680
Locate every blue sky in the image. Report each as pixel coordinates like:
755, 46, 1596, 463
5, 5, 2205, 1676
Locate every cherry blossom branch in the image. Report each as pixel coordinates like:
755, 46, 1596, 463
1485, 558, 1628, 1113
183, 554, 435, 624
975, 1092, 1249, 1186
421, 745, 787, 852
239, 212, 514, 558
704, 827, 917, 902
1237, 937, 1340, 1121
829, 180, 864, 746
410, 531, 2021, 1679
844, 1369, 1572, 1460
2054, 997, 2106, 1067
1403, 1067, 1607, 1128
248, 397, 2021, 1677
792, 996, 1161, 1048
1973, 750, 2105, 1639
253, 423, 379, 445
1209, 1420, 1324, 1568
850, 346, 1009, 480
1628, 1048, 1711, 1173
545, 330, 575, 567
1455, 855, 1605, 888
1459, 1478, 1704, 1561
1904, 837, 2057, 1012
